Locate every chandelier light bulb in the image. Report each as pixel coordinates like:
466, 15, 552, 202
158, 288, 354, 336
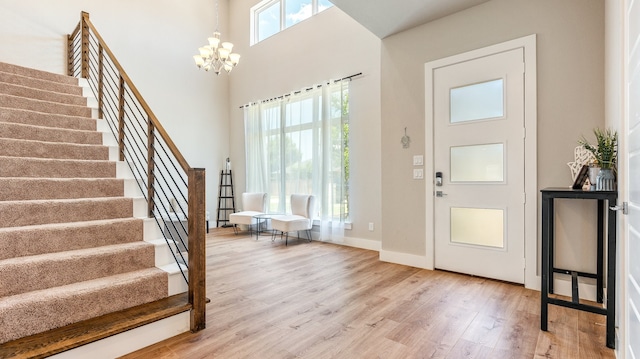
221, 42, 233, 51
229, 53, 240, 66
208, 36, 220, 49
218, 47, 230, 60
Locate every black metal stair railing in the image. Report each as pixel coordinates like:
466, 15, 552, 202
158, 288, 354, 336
67, 11, 206, 332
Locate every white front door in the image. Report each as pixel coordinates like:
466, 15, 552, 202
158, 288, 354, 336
432, 48, 526, 284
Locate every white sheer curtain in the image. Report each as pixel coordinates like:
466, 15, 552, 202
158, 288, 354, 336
243, 80, 349, 240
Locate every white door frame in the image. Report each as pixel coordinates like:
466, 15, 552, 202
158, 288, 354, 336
424, 34, 538, 289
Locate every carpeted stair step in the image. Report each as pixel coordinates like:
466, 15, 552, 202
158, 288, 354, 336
0, 82, 87, 107
0, 218, 143, 261
0, 71, 82, 96
0, 242, 156, 297
0, 62, 78, 86
0, 138, 108, 160
0, 121, 102, 145
0, 197, 133, 228
0, 178, 124, 201
0, 156, 115, 178
0, 93, 91, 117
0, 267, 168, 344
0, 107, 95, 131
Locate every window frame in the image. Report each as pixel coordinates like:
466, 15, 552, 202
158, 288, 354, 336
250, 0, 333, 45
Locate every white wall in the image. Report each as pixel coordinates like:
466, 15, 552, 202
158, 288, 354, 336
0, 0, 229, 217
228, 1, 382, 243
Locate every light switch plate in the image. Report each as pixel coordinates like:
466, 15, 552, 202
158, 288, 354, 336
413, 168, 424, 180
413, 155, 424, 166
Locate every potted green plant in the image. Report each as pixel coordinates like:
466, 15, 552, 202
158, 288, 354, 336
578, 128, 618, 190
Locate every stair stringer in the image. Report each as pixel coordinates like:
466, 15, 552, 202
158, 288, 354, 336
48, 312, 190, 359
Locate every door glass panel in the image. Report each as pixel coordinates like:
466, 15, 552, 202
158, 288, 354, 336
450, 79, 504, 123
450, 143, 504, 182
450, 207, 504, 248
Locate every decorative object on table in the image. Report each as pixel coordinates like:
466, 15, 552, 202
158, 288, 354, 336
567, 146, 596, 189
578, 128, 618, 191
401, 127, 410, 149
571, 165, 590, 190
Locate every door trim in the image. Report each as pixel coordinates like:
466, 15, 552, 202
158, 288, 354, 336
424, 34, 538, 289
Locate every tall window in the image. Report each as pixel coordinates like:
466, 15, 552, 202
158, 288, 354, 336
244, 80, 349, 237
251, 0, 334, 45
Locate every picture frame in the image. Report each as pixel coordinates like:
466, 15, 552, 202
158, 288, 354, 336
572, 164, 590, 190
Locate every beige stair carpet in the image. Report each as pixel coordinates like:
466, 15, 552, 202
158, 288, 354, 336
0, 61, 168, 344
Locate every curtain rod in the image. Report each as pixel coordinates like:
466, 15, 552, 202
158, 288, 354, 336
238, 72, 362, 109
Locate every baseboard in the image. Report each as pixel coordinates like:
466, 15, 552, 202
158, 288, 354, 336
379, 249, 430, 269
551, 275, 600, 303
317, 235, 381, 252
49, 312, 190, 359
316, 236, 432, 270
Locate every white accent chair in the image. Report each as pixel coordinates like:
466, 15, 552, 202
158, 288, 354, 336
229, 192, 267, 234
271, 194, 315, 245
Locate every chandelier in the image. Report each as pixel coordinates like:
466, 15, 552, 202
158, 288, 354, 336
193, 0, 240, 75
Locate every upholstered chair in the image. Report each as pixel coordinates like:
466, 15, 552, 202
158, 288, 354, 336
229, 192, 267, 234
271, 194, 315, 245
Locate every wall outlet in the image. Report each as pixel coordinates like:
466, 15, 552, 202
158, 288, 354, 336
368, 222, 374, 231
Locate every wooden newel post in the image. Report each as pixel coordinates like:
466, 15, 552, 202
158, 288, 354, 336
188, 168, 206, 332
80, 11, 90, 79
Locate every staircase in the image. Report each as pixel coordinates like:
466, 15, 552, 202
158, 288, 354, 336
0, 61, 190, 357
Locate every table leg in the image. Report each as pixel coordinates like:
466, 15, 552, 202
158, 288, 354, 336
541, 194, 550, 331
597, 200, 604, 303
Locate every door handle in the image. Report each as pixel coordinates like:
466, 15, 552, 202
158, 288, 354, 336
609, 202, 628, 215
435, 191, 447, 197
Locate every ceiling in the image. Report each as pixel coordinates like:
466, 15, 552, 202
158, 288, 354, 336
330, 0, 491, 39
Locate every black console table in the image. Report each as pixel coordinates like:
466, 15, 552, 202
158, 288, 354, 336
540, 188, 617, 348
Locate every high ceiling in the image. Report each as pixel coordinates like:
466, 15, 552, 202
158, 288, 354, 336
330, 0, 491, 38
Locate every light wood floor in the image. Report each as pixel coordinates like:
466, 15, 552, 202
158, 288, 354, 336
121, 228, 615, 359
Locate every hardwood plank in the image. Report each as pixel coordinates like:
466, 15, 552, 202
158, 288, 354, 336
534, 305, 579, 358
120, 229, 616, 359
577, 311, 615, 359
